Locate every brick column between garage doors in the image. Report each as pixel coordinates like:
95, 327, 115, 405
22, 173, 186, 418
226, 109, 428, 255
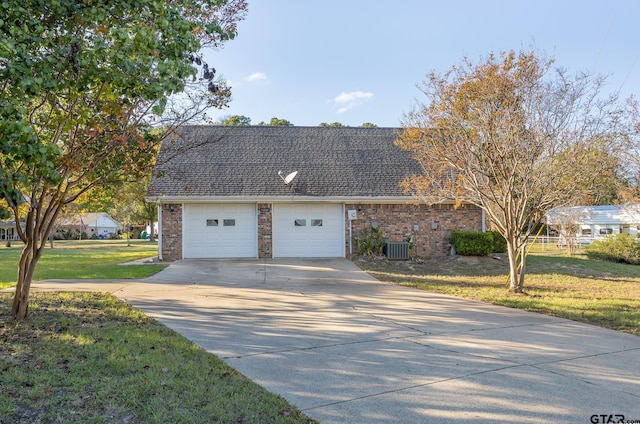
161, 203, 183, 261
257, 203, 273, 258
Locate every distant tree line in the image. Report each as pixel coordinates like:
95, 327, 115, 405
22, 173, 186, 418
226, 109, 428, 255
217, 115, 378, 128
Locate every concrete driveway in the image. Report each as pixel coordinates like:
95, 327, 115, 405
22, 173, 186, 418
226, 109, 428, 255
26, 258, 640, 423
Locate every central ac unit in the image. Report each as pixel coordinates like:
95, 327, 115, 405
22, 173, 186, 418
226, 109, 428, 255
384, 241, 409, 260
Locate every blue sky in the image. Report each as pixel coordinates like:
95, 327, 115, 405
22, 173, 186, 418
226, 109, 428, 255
204, 0, 640, 128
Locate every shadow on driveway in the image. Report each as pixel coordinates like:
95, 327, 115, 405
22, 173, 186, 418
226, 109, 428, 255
24, 258, 640, 423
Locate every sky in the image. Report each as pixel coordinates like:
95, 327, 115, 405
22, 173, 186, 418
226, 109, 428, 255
203, 0, 640, 128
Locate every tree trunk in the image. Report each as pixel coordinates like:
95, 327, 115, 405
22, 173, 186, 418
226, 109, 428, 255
507, 240, 524, 293
10, 195, 63, 320
506, 239, 521, 292
516, 243, 527, 292
11, 242, 42, 320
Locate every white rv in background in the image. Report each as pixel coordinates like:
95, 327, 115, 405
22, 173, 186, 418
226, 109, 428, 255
546, 204, 640, 245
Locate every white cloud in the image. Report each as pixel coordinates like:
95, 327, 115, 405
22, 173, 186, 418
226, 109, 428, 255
246, 72, 269, 83
333, 91, 373, 113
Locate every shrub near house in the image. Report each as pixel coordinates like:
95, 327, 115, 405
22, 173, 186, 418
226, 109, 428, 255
449, 231, 506, 256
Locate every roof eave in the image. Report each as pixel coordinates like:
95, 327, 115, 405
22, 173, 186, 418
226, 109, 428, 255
145, 195, 456, 205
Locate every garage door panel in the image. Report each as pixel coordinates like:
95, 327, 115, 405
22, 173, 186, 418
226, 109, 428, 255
273, 204, 344, 257
183, 204, 256, 258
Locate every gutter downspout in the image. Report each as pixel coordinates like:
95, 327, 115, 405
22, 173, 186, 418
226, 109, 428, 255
156, 198, 163, 261
481, 208, 486, 232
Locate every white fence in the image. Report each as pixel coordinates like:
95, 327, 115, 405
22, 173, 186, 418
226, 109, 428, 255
527, 235, 613, 251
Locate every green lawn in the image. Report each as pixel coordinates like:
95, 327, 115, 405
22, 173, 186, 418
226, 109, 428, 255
0, 239, 316, 423
355, 253, 640, 336
0, 239, 166, 289
0, 292, 316, 423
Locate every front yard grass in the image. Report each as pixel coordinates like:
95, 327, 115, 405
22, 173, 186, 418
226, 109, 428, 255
0, 239, 166, 289
355, 253, 640, 336
0, 292, 315, 423
0, 240, 315, 423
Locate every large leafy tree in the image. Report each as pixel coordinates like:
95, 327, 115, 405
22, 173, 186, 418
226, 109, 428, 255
70, 178, 156, 244
396, 50, 630, 292
0, 0, 247, 319
110, 177, 158, 243
258, 117, 294, 127
258, 117, 294, 126
219, 114, 252, 126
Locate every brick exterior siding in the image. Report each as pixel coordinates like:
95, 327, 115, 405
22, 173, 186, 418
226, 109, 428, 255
160, 203, 183, 261
345, 203, 483, 258
160, 202, 483, 261
257, 203, 273, 258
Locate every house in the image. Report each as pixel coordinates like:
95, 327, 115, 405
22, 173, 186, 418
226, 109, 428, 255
56, 212, 122, 239
146, 126, 484, 260
145, 222, 158, 237
0, 220, 24, 241
546, 204, 640, 244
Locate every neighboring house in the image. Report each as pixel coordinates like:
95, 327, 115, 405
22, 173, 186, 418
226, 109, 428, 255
146, 126, 484, 260
145, 222, 158, 236
0, 220, 24, 241
57, 212, 122, 239
546, 204, 640, 245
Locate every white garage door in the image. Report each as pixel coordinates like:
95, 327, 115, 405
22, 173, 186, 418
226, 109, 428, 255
183, 204, 257, 258
273, 204, 344, 257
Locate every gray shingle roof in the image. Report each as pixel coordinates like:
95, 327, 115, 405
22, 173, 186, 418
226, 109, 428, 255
147, 126, 421, 199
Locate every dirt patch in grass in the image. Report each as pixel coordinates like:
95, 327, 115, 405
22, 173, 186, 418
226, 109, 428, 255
353, 253, 510, 277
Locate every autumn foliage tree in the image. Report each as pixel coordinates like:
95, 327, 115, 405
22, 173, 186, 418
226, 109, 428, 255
0, 0, 247, 319
396, 50, 630, 292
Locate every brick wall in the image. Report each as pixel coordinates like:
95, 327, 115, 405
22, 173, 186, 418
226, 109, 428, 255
161, 203, 183, 261
161, 201, 483, 260
257, 203, 273, 258
345, 203, 483, 257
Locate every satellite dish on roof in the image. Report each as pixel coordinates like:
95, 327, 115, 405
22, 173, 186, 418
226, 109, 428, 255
278, 170, 298, 185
